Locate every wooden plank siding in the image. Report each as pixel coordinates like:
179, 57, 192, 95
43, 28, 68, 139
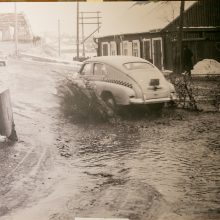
165, 0, 220, 30
163, 0, 220, 68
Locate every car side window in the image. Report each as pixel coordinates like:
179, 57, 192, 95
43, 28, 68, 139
80, 63, 92, 75
94, 63, 108, 76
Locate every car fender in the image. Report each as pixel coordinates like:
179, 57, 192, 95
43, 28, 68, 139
94, 81, 135, 105
168, 82, 176, 93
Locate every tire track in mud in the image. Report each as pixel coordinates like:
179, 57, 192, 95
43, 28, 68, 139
0, 60, 62, 219
0, 145, 49, 218
5, 146, 36, 178
51, 168, 169, 220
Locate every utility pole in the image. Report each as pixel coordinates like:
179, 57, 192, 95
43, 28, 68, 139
81, 12, 85, 57
177, 0, 185, 74
14, 2, 18, 56
76, 1, 79, 60
97, 11, 100, 33
58, 19, 61, 57
79, 11, 101, 57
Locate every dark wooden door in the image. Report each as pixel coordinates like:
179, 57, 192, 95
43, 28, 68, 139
143, 40, 151, 62
153, 39, 162, 70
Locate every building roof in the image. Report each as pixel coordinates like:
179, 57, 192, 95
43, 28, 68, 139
96, 1, 197, 38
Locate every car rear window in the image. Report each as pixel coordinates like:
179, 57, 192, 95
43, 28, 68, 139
123, 62, 154, 70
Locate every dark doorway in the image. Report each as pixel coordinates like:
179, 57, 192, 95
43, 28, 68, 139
153, 39, 162, 70
143, 40, 152, 62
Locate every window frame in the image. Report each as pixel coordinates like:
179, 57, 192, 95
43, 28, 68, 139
110, 41, 117, 56
132, 40, 140, 57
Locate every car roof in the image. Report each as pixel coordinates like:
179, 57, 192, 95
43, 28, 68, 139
86, 56, 150, 71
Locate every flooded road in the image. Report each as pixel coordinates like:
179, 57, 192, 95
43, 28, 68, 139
0, 59, 219, 220
55, 110, 220, 220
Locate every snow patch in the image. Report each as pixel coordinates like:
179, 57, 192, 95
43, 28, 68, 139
192, 59, 220, 75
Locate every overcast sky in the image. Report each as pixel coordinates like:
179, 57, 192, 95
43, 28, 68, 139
0, 2, 133, 37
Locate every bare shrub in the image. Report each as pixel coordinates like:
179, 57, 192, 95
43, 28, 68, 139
210, 81, 220, 111
170, 73, 198, 111
57, 77, 116, 122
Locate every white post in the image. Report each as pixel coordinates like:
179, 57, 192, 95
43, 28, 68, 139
58, 19, 61, 57
81, 12, 85, 57
14, 2, 18, 56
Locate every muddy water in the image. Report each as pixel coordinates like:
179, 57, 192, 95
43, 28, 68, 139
57, 110, 220, 220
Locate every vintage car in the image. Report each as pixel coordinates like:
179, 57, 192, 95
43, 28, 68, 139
75, 56, 176, 110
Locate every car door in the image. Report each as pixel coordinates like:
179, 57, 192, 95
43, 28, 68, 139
92, 63, 108, 94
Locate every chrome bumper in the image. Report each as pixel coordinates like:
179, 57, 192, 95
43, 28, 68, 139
130, 94, 177, 105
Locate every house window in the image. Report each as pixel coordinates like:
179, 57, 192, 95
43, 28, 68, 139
132, 40, 140, 57
110, 41, 117, 55
120, 41, 132, 56
102, 42, 109, 56
123, 41, 128, 55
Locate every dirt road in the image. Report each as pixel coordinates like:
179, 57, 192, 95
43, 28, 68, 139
0, 59, 219, 220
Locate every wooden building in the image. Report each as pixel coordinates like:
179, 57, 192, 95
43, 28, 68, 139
95, 0, 220, 71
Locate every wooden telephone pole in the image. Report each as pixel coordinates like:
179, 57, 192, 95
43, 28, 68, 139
75, 1, 101, 60
81, 12, 85, 57
177, 1, 185, 74
76, 1, 80, 60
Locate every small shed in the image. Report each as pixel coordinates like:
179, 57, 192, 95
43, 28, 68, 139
95, 0, 220, 71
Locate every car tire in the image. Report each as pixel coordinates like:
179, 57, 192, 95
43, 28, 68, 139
102, 93, 116, 111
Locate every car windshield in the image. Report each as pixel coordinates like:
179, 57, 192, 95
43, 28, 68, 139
123, 62, 154, 70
